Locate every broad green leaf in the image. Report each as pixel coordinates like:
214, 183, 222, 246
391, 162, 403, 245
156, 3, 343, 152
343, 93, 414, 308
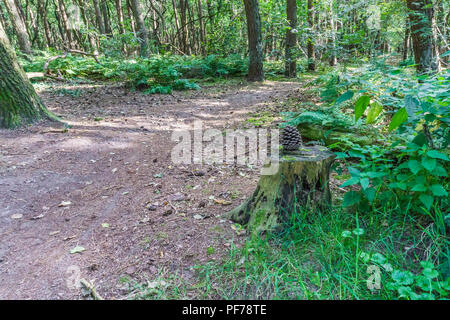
411, 184, 427, 192
354, 95, 371, 122
407, 160, 422, 174
388, 107, 408, 132
421, 157, 437, 172
430, 184, 448, 197
340, 177, 360, 188
360, 178, 370, 190
431, 165, 448, 177
336, 90, 354, 105
364, 187, 376, 202
366, 101, 383, 124
419, 194, 433, 210
426, 150, 449, 161
342, 191, 361, 207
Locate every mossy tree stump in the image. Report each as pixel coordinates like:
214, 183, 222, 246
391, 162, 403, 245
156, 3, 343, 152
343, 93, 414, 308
226, 145, 336, 234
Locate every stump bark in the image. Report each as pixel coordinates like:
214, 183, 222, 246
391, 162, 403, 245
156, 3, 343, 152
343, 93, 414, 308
226, 145, 336, 234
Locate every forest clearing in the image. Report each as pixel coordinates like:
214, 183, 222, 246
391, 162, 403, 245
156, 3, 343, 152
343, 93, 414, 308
0, 0, 449, 302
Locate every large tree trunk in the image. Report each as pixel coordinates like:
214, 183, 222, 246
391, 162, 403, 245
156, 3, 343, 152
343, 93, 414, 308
306, 0, 315, 71
129, 0, 149, 57
406, 0, 438, 74
284, 0, 297, 77
227, 146, 335, 234
243, 0, 264, 81
3, 0, 32, 54
0, 22, 55, 128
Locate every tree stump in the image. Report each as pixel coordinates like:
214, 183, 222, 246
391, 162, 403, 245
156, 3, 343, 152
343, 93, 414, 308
226, 145, 336, 234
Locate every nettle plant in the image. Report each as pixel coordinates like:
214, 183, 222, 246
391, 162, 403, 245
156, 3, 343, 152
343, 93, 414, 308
335, 66, 449, 213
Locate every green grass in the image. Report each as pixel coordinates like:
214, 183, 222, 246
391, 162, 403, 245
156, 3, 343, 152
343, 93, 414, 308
128, 203, 448, 300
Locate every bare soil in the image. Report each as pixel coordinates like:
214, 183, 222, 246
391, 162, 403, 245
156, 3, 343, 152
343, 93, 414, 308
0, 80, 305, 299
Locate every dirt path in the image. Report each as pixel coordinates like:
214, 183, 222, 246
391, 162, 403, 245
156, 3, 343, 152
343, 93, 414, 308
0, 80, 304, 299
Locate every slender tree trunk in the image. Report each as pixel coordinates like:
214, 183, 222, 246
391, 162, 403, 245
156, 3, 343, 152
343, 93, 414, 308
3, 0, 32, 54
329, 0, 337, 66
57, 0, 74, 48
402, 17, 410, 60
406, 0, 438, 74
307, 0, 315, 71
93, 0, 105, 34
38, 0, 52, 48
284, 0, 297, 77
243, 0, 264, 81
197, 0, 205, 55
100, 0, 112, 35
129, 0, 149, 57
115, 0, 126, 52
0, 22, 55, 128
179, 0, 189, 54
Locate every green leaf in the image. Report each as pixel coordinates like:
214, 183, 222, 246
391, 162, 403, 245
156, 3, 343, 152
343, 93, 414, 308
407, 160, 422, 175
352, 228, 365, 236
340, 177, 360, 188
431, 164, 448, 177
336, 90, 354, 105
419, 194, 433, 210
364, 187, 376, 202
426, 150, 449, 161
342, 191, 361, 207
421, 157, 437, 172
392, 270, 414, 285
366, 101, 383, 124
430, 184, 448, 197
70, 246, 86, 254
360, 178, 370, 190
388, 107, 408, 132
411, 184, 427, 192
354, 95, 371, 122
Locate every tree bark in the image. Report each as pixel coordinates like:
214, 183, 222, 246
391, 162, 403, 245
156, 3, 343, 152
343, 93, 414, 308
93, 0, 105, 34
129, 0, 149, 57
3, 0, 32, 54
243, 0, 264, 81
307, 0, 315, 71
284, 0, 297, 77
406, 0, 438, 74
227, 146, 335, 234
0, 22, 56, 128
329, 0, 337, 66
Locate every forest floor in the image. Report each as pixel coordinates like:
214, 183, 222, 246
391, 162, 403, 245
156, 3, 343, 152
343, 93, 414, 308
0, 78, 315, 299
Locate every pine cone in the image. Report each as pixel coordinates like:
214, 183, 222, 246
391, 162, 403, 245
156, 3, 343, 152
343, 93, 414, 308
281, 125, 302, 151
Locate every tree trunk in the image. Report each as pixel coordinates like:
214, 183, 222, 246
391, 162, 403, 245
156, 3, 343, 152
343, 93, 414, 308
227, 146, 335, 234
284, 0, 297, 77
0, 22, 56, 128
93, 0, 105, 34
197, 0, 205, 55
329, 0, 337, 66
402, 16, 410, 60
179, 0, 189, 54
243, 0, 264, 82
406, 0, 438, 74
3, 0, 32, 54
129, 0, 149, 57
57, 0, 73, 48
307, 0, 315, 71
100, 0, 112, 36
